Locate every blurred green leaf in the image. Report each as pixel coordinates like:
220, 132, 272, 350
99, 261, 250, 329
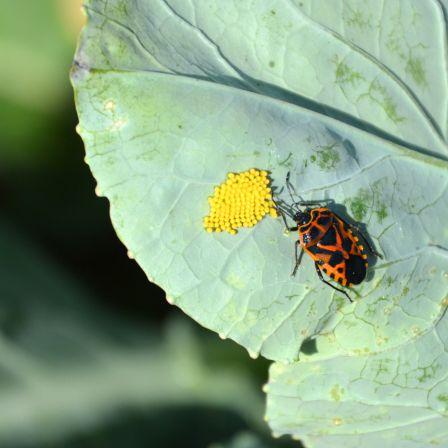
0, 1, 69, 109
0, 219, 264, 447
0, 0, 83, 167
209, 431, 276, 448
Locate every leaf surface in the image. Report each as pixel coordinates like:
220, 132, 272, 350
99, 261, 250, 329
266, 304, 448, 447
72, 0, 448, 445
78, 0, 448, 155
74, 68, 448, 361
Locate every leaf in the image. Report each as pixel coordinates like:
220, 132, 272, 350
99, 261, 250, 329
209, 431, 281, 448
73, 67, 448, 362
266, 302, 448, 446
72, 0, 448, 445
0, 220, 262, 446
77, 0, 448, 155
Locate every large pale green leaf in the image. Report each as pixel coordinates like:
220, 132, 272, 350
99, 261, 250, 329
78, 0, 448, 155
72, 0, 448, 446
73, 69, 447, 362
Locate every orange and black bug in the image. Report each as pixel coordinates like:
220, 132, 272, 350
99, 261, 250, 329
276, 173, 382, 302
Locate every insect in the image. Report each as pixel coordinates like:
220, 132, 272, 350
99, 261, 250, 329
276, 173, 382, 302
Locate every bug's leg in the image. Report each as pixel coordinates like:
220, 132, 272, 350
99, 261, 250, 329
273, 200, 298, 233
272, 198, 292, 218
314, 262, 353, 302
291, 243, 304, 277
279, 209, 289, 229
279, 209, 298, 233
334, 213, 383, 259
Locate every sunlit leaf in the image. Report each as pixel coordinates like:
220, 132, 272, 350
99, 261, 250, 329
73, 68, 447, 362
77, 0, 448, 155
72, 0, 448, 445
266, 306, 448, 446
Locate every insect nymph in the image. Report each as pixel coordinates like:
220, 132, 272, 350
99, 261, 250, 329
276, 173, 382, 302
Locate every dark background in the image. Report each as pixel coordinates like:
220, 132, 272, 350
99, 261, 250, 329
0, 2, 298, 447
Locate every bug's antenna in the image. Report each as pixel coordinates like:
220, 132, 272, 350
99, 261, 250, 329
286, 172, 303, 209
286, 172, 296, 203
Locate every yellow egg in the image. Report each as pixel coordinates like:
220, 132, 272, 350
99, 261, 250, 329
203, 168, 278, 234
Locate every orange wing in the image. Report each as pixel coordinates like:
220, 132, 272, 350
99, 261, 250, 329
305, 217, 368, 286
298, 208, 333, 247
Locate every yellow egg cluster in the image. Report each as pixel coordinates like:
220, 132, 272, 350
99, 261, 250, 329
203, 168, 278, 235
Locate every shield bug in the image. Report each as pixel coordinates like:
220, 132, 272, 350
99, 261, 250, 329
276, 173, 382, 302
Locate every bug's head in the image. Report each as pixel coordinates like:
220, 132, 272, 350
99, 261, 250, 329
293, 208, 311, 225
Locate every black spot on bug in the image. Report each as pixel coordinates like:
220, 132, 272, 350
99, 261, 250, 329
336, 266, 344, 274
328, 252, 343, 267
295, 211, 311, 226
320, 226, 336, 246
317, 216, 330, 226
308, 245, 333, 256
345, 254, 367, 285
322, 267, 327, 273
342, 237, 352, 253
309, 226, 320, 241
329, 272, 335, 279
